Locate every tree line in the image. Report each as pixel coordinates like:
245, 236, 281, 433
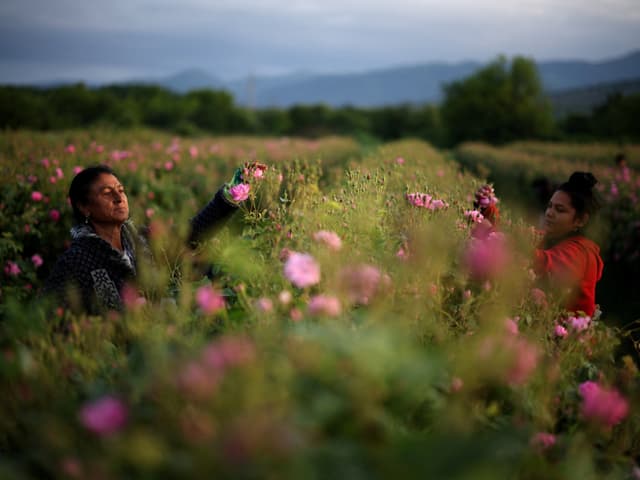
1, 57, 639, 146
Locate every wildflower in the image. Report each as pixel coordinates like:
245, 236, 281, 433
278, 290, 292, 305
506, 338, 539, 385
290, 308, 303, 322
31, 254, 43, 268
284, 252, 321, 288
312, 230, 342, 251
308, 295, 341, 317
189, 146, 199, 158
579, 381, 629, 427
55, 167, 64, 179
73, 166, 83, 175
49, 209, 61, 222
195, 285, 225, 314
568, 315, 591, 332
464, 209, 485, 224
121, 284, 146, 309
41, 158, 50, 168
339, 264, 383, 305
164, 161, 174, 171
406, 192, 432, 208
256, 297, 273, 313
463, 233, 509, 281
201, 337, 256, 370
505, 318, 519, 335
395, 157, 405, 165
554, 324, 568, 338
31, 191, 43, 202
531, 288, 548, 308
177, 361, 220, 398
4, 261, 21, 276
450, 377, 464, 393
229, 183, 250, 202
79, 396, 128, 436
396, 247, 409, 260
530, 432, 556, 451
145, 208, 155, 219
65, 144, 76, 154
428, 199, 448, 210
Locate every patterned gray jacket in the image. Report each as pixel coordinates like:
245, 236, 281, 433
43, 187, 238, 314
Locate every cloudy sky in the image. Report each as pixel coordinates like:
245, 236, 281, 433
1, 0, 639, 84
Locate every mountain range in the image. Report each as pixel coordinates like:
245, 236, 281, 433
44, 50, 640, 110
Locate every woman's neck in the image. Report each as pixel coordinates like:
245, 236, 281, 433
91, 222, 124, 251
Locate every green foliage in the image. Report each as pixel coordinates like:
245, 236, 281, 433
0, 131, 639, 478
441, 56, 555, 145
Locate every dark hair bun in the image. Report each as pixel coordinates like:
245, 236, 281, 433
567, 171, 597, 192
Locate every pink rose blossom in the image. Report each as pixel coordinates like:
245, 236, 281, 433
31, 191, 43, 202
395, 157, 405, 165
530, 432, 556, 451
531, 288, 548, 308
79, 396, 128, 436
49, 209, 61, 222
65, 144, 76, 154
201, 337, 256, 370
284, 252, 321, 288
189, 146, 199, 158
450, 377, 464, 393
505, 318, 519, 335
4, 261, 21, 276
308, 295, 342, 317
255, 297, 273, 312
569, 315, 591, 332
312, 230, 342, 251
579, 381, 629, 427
31, 254, 43, 268
278, 290, 292, 305
554, 324, 568, 338
55, 167, 64, 179
290, 307, 303, 322
463, 234, 509, 281
145, 208, 155, 219
229, 183, 250, 202
464, 209, 485, 224
340, 264, 383, 305
73, 166, 84, 175
164, 161, 174, 171
196, 285, 226, 314
41, 158, 50, 168
506, 338, 539, 385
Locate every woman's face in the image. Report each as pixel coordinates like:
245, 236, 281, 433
543, 190, 587, 240
80, 173, 129, 226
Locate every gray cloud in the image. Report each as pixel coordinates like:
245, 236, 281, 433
1, 0, 639, 83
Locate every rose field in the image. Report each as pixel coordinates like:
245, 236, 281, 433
1, 130, 640, 479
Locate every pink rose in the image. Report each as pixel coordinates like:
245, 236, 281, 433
308, 295, 342, 317
229, 183, 250, 202
284, 252, 321, 288
31, 254, 43, 268
79, 396, 128, 436
31, 191, 43, 202
196, 285, 226, 314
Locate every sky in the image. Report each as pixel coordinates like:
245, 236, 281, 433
1, 0, 639, 84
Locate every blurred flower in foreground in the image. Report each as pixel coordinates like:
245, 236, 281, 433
312, 230, 342, 251
255, 297, 273, 313
31, 254, 43, 268
79, 396, 128, 436
229, 183, 250, 202
530, 432, 556, 451
196, 285, 226, 314
506, 338, 539, 385
4, 261, 21, 276
308, 295, 341, 317
31, 191, 43, 202
554, 324, 568, 338
463, 232, 509, 281
339, 264, 385, 305
284, 252, 321, 288
579, 381, 628, 427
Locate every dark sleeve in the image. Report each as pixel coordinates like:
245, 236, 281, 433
41, 254, 75, 310
188, 186, 239, 247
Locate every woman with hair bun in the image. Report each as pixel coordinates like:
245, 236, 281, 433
534, 171, 604, 316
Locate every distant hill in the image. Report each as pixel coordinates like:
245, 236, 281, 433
547, 77, 640, 116
27, 49, 640, 108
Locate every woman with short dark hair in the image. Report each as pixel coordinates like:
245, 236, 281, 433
534, 172, 604, 316
43, 163, 262, 314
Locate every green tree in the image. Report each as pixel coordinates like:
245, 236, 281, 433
441, 56, 554, 145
